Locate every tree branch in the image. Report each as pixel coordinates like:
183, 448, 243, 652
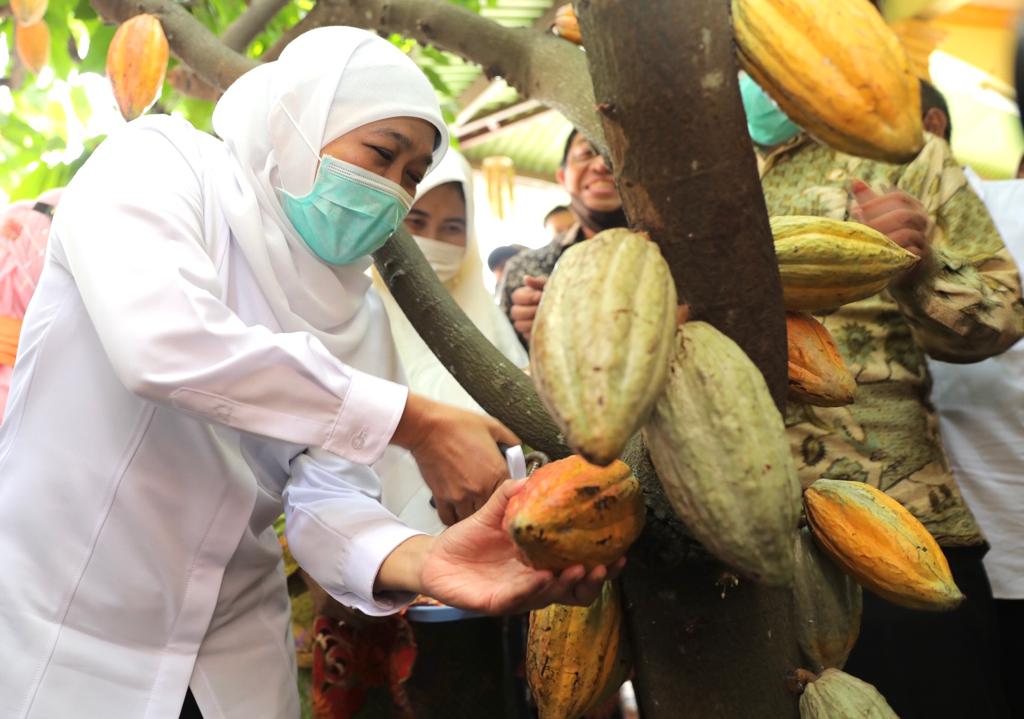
90, 0, 257, 92
266, 0, 607, 154
166, 0, 289, 100
373, 228, 570, 459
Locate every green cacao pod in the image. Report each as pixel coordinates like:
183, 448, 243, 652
527, 581, 630, 719
530, 228, 677, 466
799, 669, 898, 718
643, 322, 801, 586
793, 528, 862, 671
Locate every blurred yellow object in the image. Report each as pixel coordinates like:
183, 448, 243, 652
0, 316, 22, 366
482, 156, 515, 219
891, 17, 948, 79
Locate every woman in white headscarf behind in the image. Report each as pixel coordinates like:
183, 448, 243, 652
373, 149, 528, 531
0, 27, 615, 719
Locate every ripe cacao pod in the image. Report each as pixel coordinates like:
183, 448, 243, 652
732, 0, 924, 163
793, 528, 862, 672
106, 14, 170, 122
10, 0, 48, 26
15, 20, 50, 74
530, 228, 677, 466
643, 322, 800, 586
527, 581, 630, 719
554, 3, 582, 45
804, 479, 964, 611
773, 215, 919, 311
787, 312, 856, 407
504, 455, 645, 571
799, 668, 898, 718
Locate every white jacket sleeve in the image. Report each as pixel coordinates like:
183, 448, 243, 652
283, 448, 423, 615
50, 123, 406, 465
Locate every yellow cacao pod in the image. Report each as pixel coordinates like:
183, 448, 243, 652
804, 479, 964, 611
799, 669, 898, 719
643, 322, 800, 586
15, 20, 50, 74
531, 228, 677, 466
106, 14, 170, 122
527, 581, 630, 719
554, 3, 582, 45
793, 528, 862, 672
732, 0, 924, 163
10, 0, 48, 26
773, 215, 919, 311
787, 312, 856, 407
503, 455, 645, 571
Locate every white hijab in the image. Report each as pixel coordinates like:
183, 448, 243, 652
211, 26, 448, 375
373, 148, 528, 414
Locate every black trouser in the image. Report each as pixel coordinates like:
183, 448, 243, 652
179, 688, 202, 719
843, 545, 1012, 719
995, 598, 1023, 718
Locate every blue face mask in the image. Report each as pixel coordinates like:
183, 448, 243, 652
739, 73, 801, 148
277, 155, 413, 266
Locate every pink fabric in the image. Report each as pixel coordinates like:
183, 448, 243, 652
0, 188, 61, 418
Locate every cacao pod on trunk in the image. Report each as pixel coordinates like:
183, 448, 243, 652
527, 581, 630, 719
799, 668, 898, 718
10, 0, 48, 26
643, 322, 800, 586
554, 3, 582, 44
804, 478, 964, 611
732, 0, 924, 163
106, 14, 170, 121
15, 20, 50, 74
773, 215, 919, 311
793, 528, 862, 672
787, 312, 856, 407
530, 228, 677, 466
503, 455, 644, 571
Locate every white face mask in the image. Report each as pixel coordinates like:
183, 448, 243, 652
413, 235, 466, 283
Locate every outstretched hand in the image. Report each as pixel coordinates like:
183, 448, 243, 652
420, 479, 625, 614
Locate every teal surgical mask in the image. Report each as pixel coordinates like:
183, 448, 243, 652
277, 154, 413, 266
739, 73, 801, 148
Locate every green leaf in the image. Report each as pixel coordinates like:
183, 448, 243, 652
69, 84, 92, 125
79, 22, 115, 75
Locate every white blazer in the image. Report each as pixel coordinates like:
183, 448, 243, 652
0, 120, 423, 718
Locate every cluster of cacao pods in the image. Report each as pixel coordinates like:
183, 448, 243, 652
106, 14, 170, 121
11, 0, 50, 74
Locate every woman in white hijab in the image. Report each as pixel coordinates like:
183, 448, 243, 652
374, 149, 528, 532
0, 27, 616, 719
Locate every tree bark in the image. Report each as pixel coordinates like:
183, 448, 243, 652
576, 2, 799, 717
373, 228, 569, 460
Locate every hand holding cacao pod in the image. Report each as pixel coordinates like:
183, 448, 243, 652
420, 479, 623, 614
850, 180, 932, 275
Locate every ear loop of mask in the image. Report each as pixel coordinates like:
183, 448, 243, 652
278, 104, 323, 164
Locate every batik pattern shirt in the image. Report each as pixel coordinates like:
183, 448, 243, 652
762, 134, 1024, 546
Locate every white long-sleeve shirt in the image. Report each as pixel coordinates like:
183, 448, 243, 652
929, 168, 1024, 598
0, 119, 422, 718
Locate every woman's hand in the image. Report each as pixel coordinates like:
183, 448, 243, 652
392, 394, 520, 525
420, 479, 624, 613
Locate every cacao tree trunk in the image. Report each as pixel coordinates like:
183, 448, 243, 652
575, 1, 799, 717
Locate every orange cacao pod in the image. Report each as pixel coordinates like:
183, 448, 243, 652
804, 479, 964, 611
10, 0, 48, 26
554, 4, 582, 45
786, 312, 856, 407
106, 14, 170, 121
15, 20, 50, 74
503, 456, 645, 571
